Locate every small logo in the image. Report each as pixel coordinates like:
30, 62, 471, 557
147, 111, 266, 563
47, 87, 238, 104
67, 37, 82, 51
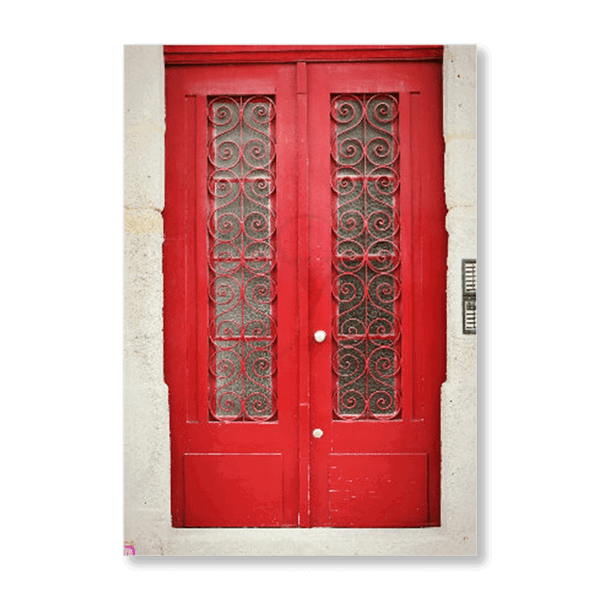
124, 541, 136, 556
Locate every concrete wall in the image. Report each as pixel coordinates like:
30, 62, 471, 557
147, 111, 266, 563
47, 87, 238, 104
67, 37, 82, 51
441, 46, 478, 545
124, 45, 171, 552
123, 44, 477, 556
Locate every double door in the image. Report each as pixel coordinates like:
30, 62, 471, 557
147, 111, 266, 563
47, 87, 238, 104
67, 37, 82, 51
165, 57, 445, 528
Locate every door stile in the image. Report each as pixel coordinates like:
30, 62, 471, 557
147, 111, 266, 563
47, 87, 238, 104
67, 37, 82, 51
414, 77, 445, 524
296, 62, 311, 527
183, 96, 198, 424
193, 95, 210, 426
165, 69, 198, 527
306, 64, 334, 526
399, 90, 414, 423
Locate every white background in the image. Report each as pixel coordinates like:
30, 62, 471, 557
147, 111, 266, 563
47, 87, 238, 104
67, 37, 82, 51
2, 2, 598, 598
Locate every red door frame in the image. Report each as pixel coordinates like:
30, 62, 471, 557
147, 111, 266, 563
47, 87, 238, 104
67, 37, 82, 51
164, 46, 445, 528
164, 45, 444, 65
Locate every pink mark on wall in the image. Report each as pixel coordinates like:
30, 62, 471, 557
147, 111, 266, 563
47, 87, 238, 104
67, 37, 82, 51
124, 543, 136, 556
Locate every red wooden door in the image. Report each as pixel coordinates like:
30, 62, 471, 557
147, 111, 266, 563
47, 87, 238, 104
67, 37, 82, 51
305, 62, 445, 527
165, 63, 300, 527
164, 51, 445, 528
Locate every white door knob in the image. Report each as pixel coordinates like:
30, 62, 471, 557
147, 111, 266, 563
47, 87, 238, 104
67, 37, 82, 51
314, 330, 327, 343
313, 428, 324, 438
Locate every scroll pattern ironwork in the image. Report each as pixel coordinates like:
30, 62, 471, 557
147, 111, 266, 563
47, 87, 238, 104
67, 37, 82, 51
331, 93, 402, 420
207, 96, 277, 421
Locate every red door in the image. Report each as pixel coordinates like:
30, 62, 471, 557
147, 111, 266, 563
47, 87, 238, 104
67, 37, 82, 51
164, 50, 445, 528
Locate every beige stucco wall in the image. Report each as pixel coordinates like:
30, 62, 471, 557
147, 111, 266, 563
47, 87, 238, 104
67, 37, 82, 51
441, 46, 478, 546
124, 44, 477, 556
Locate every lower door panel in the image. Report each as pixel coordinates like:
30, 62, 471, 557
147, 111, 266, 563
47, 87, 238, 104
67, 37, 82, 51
183, 453, 283, 527
328, 453, 428, 527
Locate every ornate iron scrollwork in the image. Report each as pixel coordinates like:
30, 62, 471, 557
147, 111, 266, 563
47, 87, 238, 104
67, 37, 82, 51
207, 96, 277, 421
331, 94, 402, 420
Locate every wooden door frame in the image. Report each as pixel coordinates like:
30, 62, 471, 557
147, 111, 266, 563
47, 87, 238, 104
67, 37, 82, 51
124, 44, 478, 555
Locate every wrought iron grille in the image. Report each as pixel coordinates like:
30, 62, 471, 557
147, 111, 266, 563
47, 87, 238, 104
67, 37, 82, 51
331, 93, 402, 420
207, 96, 277, 421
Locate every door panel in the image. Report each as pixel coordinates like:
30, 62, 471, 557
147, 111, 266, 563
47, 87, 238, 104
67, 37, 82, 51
165, 64, 300, 527
184, 453, 283, 527
306, 62, 445, 527
329, 453, 428, 527
165, 57, 445, 528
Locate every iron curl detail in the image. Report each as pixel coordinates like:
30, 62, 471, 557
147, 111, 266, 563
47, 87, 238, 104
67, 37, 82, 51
331, 92, 402, 420
207, 95, 277, 422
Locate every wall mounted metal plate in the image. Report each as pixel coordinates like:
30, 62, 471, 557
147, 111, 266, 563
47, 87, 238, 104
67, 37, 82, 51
462, 259, 477, 335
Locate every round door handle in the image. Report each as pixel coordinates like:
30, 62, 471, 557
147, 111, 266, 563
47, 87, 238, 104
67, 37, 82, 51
313, 428, 324, 438
314, 330, 327, 343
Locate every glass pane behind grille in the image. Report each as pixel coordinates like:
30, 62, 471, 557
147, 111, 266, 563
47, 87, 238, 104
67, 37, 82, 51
208, 96, 277, 421
331, 94, 401, 420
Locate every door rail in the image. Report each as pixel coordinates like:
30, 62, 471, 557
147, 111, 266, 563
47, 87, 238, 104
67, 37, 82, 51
164, 46, 443, 65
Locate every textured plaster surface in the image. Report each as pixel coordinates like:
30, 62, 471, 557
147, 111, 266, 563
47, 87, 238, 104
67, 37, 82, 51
124, 46, 170, 550
441, 45, 478, 551
123, 45, 477, 556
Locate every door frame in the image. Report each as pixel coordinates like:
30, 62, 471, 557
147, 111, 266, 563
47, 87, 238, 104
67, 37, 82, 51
124, 44, 478, 555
